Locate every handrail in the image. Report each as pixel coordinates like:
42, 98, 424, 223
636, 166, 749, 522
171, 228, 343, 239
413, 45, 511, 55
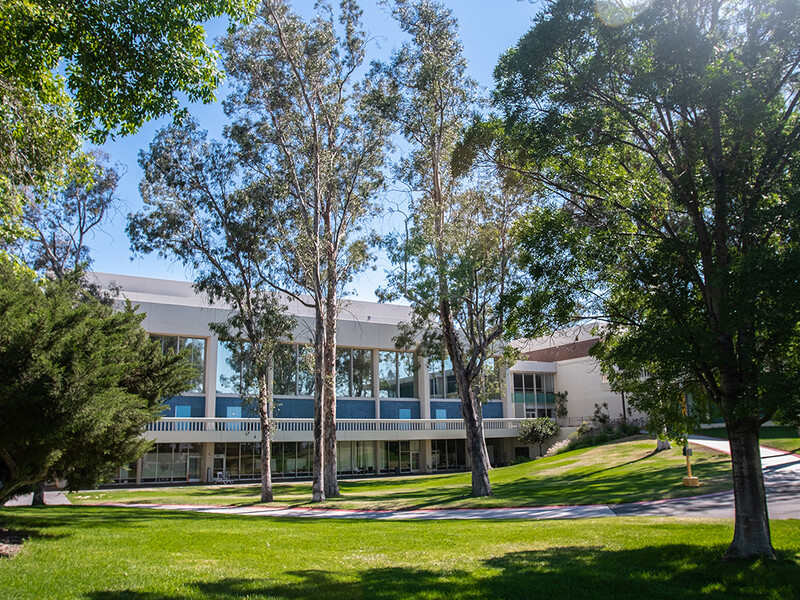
145, 417, 526, 433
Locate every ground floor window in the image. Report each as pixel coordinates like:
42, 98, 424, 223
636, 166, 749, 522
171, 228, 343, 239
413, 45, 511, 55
110, 462, 136, 484
272, 441, 314, 478
379, 440, 420, 474
337, 441, 375, 475
431, 439, 467, 471
213, 442, 261, 480
485, 438, 507, 467
141, 443, 202, 483
213, 441, 315, 480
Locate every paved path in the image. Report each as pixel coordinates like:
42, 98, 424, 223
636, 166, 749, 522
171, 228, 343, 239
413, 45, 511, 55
7, 437, 799, 520
611, 435, 800, 520
4, 491, 72, 507
97, 501, 619, 520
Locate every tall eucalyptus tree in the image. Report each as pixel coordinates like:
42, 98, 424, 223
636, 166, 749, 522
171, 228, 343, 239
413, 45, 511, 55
222, 0, 390, 500
129, 120, 295, 502
373, 0, 520, 497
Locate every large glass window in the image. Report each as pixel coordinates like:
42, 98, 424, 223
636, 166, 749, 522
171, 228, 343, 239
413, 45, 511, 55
431, 439, 467, 470
297, 346, 315, 396
336, 348, 373, 398
272, 345, 297, 395
216, 341, 256, 395
428, 356, 457, 399
336, 348, 352, 397
140, 443, 201, 483
380, 351, 416, 398
272, 344, 315, 396
355, 441, 374, 474
151, 335, 206, 393
379, 440, 420, 473
352, 349, 373, 397
110, 462, 135, 485
214, 442, 261, 480
513, 372, 556, 418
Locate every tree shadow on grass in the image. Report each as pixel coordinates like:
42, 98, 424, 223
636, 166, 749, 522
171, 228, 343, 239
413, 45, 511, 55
488, 458, 733, 506
0, 505, 209, 536
84, 544, 800, 600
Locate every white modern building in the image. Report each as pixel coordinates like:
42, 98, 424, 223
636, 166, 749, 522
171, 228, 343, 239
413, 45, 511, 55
92, 273, 627, 486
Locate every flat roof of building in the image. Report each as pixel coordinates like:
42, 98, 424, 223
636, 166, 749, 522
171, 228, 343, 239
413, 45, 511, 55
89, 272, 415, 326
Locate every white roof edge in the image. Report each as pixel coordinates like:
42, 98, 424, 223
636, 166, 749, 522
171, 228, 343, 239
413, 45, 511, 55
89, 272, 414, 324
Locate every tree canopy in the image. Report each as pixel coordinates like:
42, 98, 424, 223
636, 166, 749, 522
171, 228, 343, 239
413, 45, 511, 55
478, 0, 800, 559
0, 0, 254, 244
517, 417, 560, 456
0, 262, 194, 505
1, 0, 255, 138
10, 150, 121, 278
130, 118, 296, 502
221, 0, 390, 500
372, 0, 513, 498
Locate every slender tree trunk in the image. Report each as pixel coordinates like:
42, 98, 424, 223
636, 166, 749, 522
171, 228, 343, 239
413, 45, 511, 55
322, 291, 339, 497
31, 480, 45, 506
725, 417, 775, 559
461, 387, 493, 497
312, 314, 326, 502
441, 308, 492, 497
258, 371, 274, 503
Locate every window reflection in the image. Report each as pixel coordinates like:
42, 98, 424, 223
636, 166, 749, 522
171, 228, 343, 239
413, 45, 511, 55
151, 335, 206, 393
380, 351, 416, 398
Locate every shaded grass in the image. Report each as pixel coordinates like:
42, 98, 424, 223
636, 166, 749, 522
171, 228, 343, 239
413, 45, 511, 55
70, 437, 734, 510
701, 426, 800, 454
0, 506, 798, 599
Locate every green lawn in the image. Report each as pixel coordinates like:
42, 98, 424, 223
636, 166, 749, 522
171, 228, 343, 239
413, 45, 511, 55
71, 437, 734, 510
0, 506, 798, 599
700, 426, 800, 454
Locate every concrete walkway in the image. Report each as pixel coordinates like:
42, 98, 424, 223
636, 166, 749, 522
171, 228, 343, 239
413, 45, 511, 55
611, 435, 800, 520
97, 501, 619, 520
4, 491, 72, 507
7, 437, 799, 520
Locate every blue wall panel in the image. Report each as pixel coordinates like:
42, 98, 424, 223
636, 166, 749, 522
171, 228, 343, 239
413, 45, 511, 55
215, 397, 258, 418
162, 396, 205, 417
380, 400, 421, 420
430, 401, 462, 419
274, 397, 315, 419
431, 400, 503, 419
481, 402, 504, 418
337, 400, 375, 419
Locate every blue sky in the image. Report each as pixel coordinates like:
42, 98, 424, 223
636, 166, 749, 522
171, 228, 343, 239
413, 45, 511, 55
92, 0, 541, 301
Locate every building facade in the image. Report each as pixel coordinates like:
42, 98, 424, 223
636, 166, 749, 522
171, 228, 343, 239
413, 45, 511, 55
93, 273, 627, 486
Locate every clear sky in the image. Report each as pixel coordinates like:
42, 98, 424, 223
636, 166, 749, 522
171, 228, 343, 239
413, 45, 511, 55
92, 0, 542, 301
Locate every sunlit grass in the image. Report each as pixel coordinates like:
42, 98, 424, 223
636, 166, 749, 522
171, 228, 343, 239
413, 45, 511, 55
0, 506, 798, 599
70, 437, 734, 510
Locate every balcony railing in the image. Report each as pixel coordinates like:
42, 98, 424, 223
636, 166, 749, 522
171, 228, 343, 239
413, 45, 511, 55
146, 417, 525, 434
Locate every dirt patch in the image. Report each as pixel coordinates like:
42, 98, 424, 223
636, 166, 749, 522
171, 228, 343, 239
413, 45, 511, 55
0, 528, 27, 558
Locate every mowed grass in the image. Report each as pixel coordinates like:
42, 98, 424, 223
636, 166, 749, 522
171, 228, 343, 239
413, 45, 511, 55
71, 437, 734, 510
701, 425, 800, 454
0, 506, 798, 599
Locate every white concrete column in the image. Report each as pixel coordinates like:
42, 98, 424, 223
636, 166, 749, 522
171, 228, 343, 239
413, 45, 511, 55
205, 335, 218, 419
419, 355, 430, 420
372, 349, 381, 420
420, 439, 432, 473
504, 368, 514, 418
268, 356, 274, 419
201, 442, 215, 483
